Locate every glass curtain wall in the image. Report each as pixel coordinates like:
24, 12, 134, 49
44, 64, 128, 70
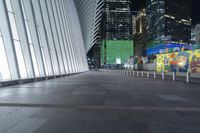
0, 29, 11, 81
6, 0, 28, 79
0, 0, 89, 82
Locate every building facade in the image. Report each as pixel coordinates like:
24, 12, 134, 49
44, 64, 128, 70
134, 8, 147, 56
146, 0, 192, 55
194, 24, 200, 44
101, 0, 133, 65
132, 15, 137, 35
0, 0, 102, 82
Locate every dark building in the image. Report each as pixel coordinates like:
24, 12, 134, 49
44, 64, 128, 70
100, 0, 134, 65
87, 43, 101, 69
134, 8, 147, 56
102, 0, 133, 40
146, 0, 192, 55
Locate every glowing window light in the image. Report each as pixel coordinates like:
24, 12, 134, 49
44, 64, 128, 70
6, 0, 28, 79
0, 36, 11, 80
30, 45, 40, 77
20, 0, 40, 77
14, 41, 28, 78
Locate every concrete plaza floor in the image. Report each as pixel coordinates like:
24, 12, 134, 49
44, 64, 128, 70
0, 71, 200, 133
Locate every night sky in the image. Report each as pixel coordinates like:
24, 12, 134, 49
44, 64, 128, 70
131, 0, 200, 25
192, 0, 200, 25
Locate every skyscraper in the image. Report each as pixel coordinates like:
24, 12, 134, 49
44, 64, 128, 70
146, 0, 192, 55
101, 0, 133, 65
134, 8, 147, 56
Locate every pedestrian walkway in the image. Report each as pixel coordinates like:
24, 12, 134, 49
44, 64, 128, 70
0, 71, 200, 133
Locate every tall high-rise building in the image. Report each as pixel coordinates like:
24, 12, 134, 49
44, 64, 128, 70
134, 8, 147, 56
101, 0, 133, 65
132, 15, 137, 35
146, 0, 192, 55
193, 24, 200, 44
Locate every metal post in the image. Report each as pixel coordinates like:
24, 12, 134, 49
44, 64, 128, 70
162, 71, 165, 80
130, 71, 132, 76
154, 71, 156, 79
137, 71, 139, 77
186, 72, 191, 83
141, 71, 144, 77
133, 71, 135, 76
147, 71, 150, 78
173, 72, 176, 81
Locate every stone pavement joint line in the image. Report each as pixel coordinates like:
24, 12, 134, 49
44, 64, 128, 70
0, 71, 200, 133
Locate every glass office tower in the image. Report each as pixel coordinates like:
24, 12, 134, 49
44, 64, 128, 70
146, 0, 191, 55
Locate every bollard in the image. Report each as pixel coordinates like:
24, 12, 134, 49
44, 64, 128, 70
130, 71, 132, 76
162, 71, 165, 80
133, 71, 135, 76
154, 72, 156, 79
137, 71, 139, 77
173, 72, 176, 81
186, 72, 191, 83
141, 71, 144, 77
147, 71, 150, 78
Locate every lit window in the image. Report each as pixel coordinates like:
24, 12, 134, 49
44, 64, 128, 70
6, 0, 28, 79
0, 31, 11, 80
25, 21, 33, 44
20, 0, 40, 77
8, 13, 20, 40
30, 45, 40, 77
41, 47, 49, 75
14, 41, 28, 78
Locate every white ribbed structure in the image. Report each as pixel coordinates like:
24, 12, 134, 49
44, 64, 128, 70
0, 0, 102, 81
74, 0, 104, 52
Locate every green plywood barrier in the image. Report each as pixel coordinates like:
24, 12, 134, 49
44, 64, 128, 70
101, 40, 134, 65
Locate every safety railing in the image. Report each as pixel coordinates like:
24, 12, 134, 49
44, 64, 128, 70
108, 69, 200, 84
